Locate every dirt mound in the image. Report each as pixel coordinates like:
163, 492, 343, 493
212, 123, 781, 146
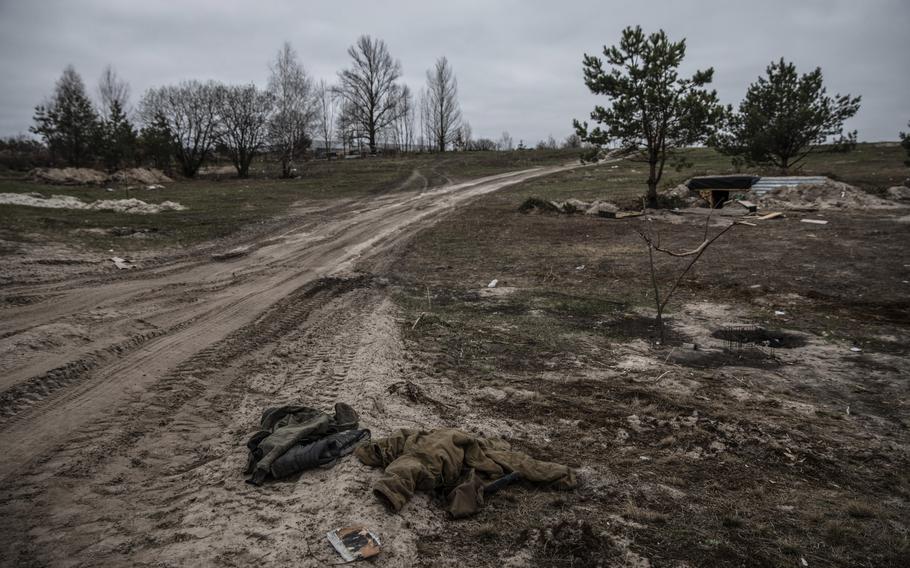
0, 192, 186, 214
110, 168, 173, 185
885, 185, 910, 200
755, 179, 900, 210
662, 183, 708, 207
518, 196, 620, 217
28, 167, 173, 186
29, 167, 108, 185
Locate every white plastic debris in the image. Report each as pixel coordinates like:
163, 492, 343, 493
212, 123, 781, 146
850, 346, 862, 352
487, 279, 498, 288
110, 256, 134, 270
800, 219, 828, 225
575, 265, 585, 271
774, 310, 786, 316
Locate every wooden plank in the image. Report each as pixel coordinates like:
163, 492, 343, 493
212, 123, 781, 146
757, 212, 783, 220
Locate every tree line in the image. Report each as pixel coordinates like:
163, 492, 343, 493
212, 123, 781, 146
17, 36, 542, 179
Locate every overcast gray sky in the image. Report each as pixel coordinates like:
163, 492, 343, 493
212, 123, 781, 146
1, 0, 908, 144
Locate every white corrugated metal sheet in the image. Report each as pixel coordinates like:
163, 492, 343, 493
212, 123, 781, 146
751, 176, 828, 196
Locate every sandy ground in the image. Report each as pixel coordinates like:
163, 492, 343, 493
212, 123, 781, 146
0, 166, 576, 567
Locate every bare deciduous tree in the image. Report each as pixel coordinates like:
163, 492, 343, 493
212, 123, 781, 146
423, 56, 462, 152
140, 80, 220, 177
268, 42, 316, 177
390, 84, 415, 152
315, 79, 336, 156
639, 211, 743, 343
216, 83, 273, 177
336, 35, 402, 154
497, 131, 514, 151
97, 64, 130, 116
458, 121, 472, 151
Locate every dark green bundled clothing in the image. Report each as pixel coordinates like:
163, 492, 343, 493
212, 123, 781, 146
246, 403, 369, 485
355, 428, 577, 518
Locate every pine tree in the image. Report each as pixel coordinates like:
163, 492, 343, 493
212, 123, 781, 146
574, 27, 725, 206
30, 65, 100, 167
99, 100, 137, 171
138, 112, 174, 171
713, 58, 861, 172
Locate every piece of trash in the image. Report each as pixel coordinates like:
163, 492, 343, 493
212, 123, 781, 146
736, 199, 757, 213
110, 256, 134, 270
756, 212, 782, 220
748, 284, 761, 289
146, 184, 164, 190
211, 245, 251, 261
105, 187, 115, 192
774, 310, 786, 316
850, 346, 862, 352
575, 265, 585, 270
800, 219, 828, 225
327, 526, 381, 562
801, 557, 809, 567
487, 279, 498, 288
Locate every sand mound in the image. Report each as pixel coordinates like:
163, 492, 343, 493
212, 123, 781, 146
110, 168, 173, 185
755, 179, 900, 210
0, 193, 185, 214
29, 167, 174, 187
29, 167, 108, 185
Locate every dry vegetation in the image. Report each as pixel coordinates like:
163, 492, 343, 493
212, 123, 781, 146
384, 143, 909, 566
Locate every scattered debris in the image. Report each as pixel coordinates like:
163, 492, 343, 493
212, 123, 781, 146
487, 279, 498, 288
110, 257, 134, 270
774, 310, 786, 316
756, 212, 783, 220
850, 346, 862, 352
575, 265, 585, 270
327, 526, 382, 562
801, 219, 829, 225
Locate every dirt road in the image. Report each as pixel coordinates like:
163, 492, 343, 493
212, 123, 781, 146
0, 165, 573, 567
